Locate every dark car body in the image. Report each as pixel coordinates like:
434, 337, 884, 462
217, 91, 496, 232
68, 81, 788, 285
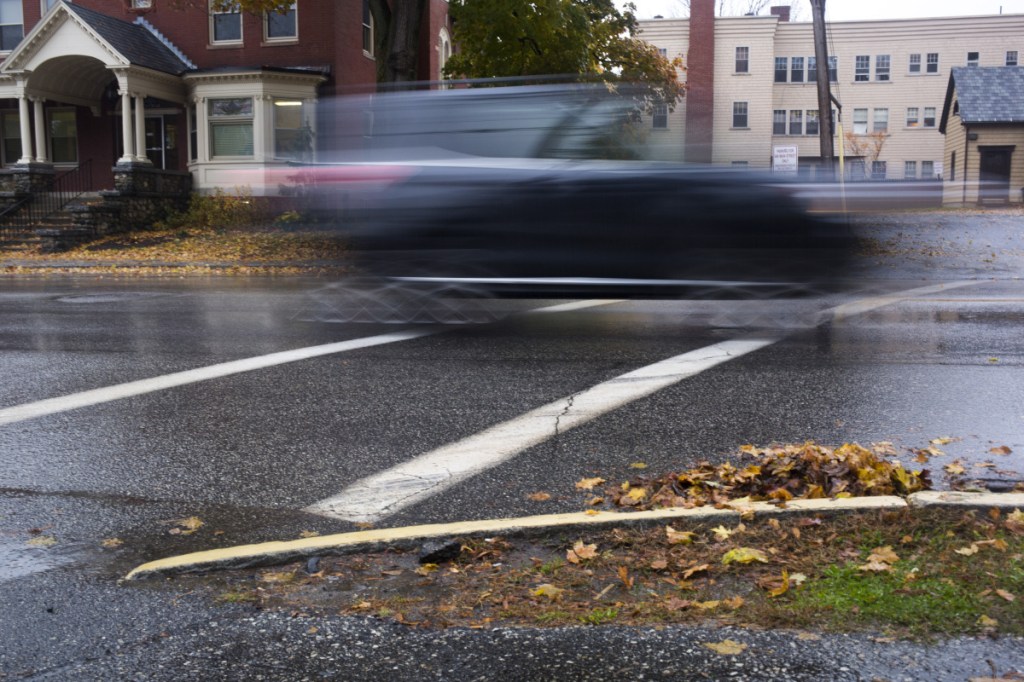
295, 83, 854, 299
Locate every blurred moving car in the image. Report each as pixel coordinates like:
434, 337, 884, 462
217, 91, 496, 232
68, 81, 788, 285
293, 82, 854, 299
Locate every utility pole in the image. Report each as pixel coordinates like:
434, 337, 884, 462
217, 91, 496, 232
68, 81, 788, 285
810, 0, 835, 179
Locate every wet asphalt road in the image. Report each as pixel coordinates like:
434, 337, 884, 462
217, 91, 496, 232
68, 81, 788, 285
2, 209, 1024, 680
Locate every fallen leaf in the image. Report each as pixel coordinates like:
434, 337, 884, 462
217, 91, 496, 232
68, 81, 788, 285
995, 589, 1015, 602
260, 571, 296, 583
576, 477, 606, 490
665, 526, 696, 545
989, 445, 1013, 455
307, 626, 319, 634
1006, 509, 1024, 535
703, 639, 748, 655
977, 614, 998, 628
930, 437, 956, 445
528, 492, 552, 502
169, 516, 204, 536
415, 563, 439, 576
956, 544, 981, 556
681, 563, 710, 580
795, 631, 821, 641
711, 525, 736, 541
722, 547, 768, 565
566, 541, 598, 564
533, 583, 564, 601
617, 565, 634, 590
588, 496, 605, 506
100, 538, 124, 549
694, 600, 720, 610
789, 572, 808, 586
867, 546, 900, 564
650, 559, 668, 570
626, 488, 647, 502
585, 509, 599, 516
944, 462, 966, 476
27, 535, 56, 547
629, 462, 647, 469
299, 530, 320, 539
760, 570, 790, 598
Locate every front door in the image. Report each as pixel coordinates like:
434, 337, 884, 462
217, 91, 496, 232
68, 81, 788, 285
978, 146, 1013, 204
144, 115, 180, 170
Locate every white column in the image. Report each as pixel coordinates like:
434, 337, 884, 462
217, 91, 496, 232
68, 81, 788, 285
133, 94, 148, 163
119, 90, 134, 163
17, 96, 34, 164
32, 98, 47, 163
253, 95, 268, 161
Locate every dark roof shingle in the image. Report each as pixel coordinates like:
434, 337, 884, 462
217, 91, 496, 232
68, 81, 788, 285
65, 2, 191, 75
950, 66, 1024, 124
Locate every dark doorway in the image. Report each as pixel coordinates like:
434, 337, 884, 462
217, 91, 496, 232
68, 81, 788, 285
978, 145, 1013, 203
145, 115, 180, 170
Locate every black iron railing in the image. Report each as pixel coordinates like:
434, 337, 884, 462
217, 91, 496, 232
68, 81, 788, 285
0, 159, 94, 238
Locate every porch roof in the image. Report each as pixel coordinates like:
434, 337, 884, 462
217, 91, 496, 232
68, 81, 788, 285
63, 3, 193, 76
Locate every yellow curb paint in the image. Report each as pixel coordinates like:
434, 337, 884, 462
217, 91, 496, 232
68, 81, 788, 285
125, 496, 907, 580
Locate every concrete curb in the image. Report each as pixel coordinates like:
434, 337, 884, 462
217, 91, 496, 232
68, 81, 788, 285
123, 492, 1023, 581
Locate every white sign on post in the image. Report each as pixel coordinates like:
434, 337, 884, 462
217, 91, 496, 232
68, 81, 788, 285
772, 146, 798, 174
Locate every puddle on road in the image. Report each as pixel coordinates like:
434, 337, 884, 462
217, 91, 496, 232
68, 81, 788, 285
0, 538, 83, 583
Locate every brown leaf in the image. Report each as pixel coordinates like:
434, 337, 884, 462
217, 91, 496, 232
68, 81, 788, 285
703, 639, 748, 655
527, 492, 552, 502
681, 563, 710, 580
944, 462, 966, 476
1005, 509, 1024, 535
100, 538, 124, 549
170, 516, 204, 536
867, 546, 900, 565
989, 445, 1013, 455
995, 589, 1015, 602
650, 559, 669, 570
665, 526, 696, 545
566, 541, 598, 564
617, 565, 634, 590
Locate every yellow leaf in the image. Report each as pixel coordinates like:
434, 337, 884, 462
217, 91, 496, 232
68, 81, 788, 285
944, 462, 966, 476
575, 477, 606, 490
1005, 509, 1024, 535
585, 509, 599, 516
299, 530, 320, 539
694, 600, 720, 610
260, 571, 296, 583
721, 596, 744, 609
629, 462, 647, 469
795, 631, 821, 641
765, 570, 790, 598
977, 615, 998, 628
711, 525, 736, 541
415, 563, 439, 576
858, 559, 893, 573
533, 583, 564, 601
722, 547, 768, 565
867, 546, 900, 565
703, 639, 748, 655
665, 526, 696, 545
27, 535, 56, 547
528, 492, 552, 502
100, 538, 124, 549
566, 541, 598, 564
955, 544, 980, 556
627, 488, 647, 502
930, 436, 956, 445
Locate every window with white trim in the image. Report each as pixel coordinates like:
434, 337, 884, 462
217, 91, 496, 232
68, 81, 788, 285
904, 160, 916, 179
855, 55, 869, 81
49, 108, 78, 164
871, 160, 887, 180
922, 160, 934, 178
210, 1, 242, 44
1007, 51, 1018, 67
273, 99, 307, 160
967, 51, 979, 67
789, 110, 802, 136
853, 108, 867, 135
909, 53, 921, 73
131, 0, 152, 8
791, 56, 804, 83
209, 98, 253, 157
652, 104, 667, 129
875, 55, 890, 81
0, 0, 23, 52
806, 110, 819, 136
906, 107, 919, 128
828, 56, 838, 82
873, 108, 888, 133
923, 107, 936, 128
732, 102, 748, 128
265, 2, 296, 41
439, 28, 452, 80
926, 53, 939, 73
735, 46, 749, 73
772, 109, 786, 135
362, 0, 374, 56
775, 57, 787, 82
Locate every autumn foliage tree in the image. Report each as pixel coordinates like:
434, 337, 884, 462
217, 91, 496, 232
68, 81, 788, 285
443, 0, 684, 110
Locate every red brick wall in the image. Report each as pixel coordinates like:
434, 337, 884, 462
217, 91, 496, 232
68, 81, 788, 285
685, 0, 715, 163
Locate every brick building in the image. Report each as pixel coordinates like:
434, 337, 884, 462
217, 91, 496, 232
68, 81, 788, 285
0, 0, 450, 194
638, 0, 1023, 203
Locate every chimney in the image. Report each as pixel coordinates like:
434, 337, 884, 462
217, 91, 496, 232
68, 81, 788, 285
770, 5, 791, 22
684, 0, 714, 164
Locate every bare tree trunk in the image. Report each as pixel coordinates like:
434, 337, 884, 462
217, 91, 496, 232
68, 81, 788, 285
383, 0, 427, 83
